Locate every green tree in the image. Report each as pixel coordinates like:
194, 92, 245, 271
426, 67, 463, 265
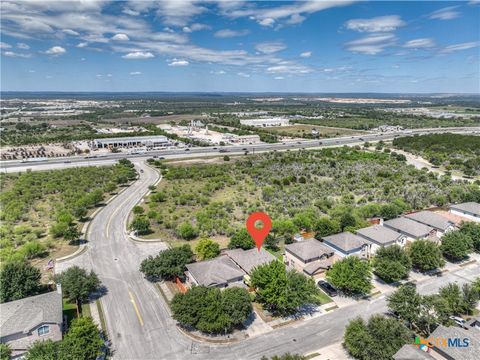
228, 228, 255, 250
195, 238, 220, 260
0, 261, 42, 303
63, 224, 82, 243
314, 217, 340, 238
343, 315, 411, 360
408, 240, 445, 272
250, 261, 320, 315
130, 216, 151, 235
132, 205, 145, 215
223, 155, 230, 161
59, 317, 103, 360
0, 344, 11, 360
379, 204, 403, 220
171, 286, 252, 334
140, 245, 193, 281
438, 283, 467, 316
387, 283, 421, 328
440, 231, 473, 261
260, 354, 305, 360
25, 340, 59, 360
55, 266, 101, 316
176, 222, 198, 240
372, 245, 411, 283
458, 222, 480, 251
271, 219, 298, 242
327, 256, 372, 295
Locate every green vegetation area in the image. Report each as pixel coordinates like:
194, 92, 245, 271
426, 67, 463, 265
141, 147, 480, 248
0, 161, 136, 264
262, 124, 363, 139
291, 110, 480, 130
393, 134, 480, 176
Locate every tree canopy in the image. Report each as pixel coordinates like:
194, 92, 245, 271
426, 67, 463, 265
140, 245, 193, 281
0, 261, 42, 303
327, 256, 372, 295
440, 231, 473, 261
228, 228, 255, 250
195, 238, 220, 260
372, 245, 411, 283
171, 286, 252, 334
408, 240, 445, 272
250, 261, 320, 315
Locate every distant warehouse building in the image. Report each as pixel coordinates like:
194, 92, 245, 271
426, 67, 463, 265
240, 117, 290, 127
92, 135, 170, 149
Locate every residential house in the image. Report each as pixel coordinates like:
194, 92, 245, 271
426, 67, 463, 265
450, 202, 480, 223
0, 287, 63, 358
383, 217, 435, 242
405, 211, 456, 237
393, 344, 435, 360
321, 232, 372, 258
428, 325, 480, 360
284, 239, 336, 278
356, 224, 407, 254
225, 248, 276, 274
185, 256, 245, 288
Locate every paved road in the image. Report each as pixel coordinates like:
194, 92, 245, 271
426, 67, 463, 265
2, 126, 479, 173
55, 160, 480, 360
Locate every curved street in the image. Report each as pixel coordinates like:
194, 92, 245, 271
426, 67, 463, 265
56, 160, 480, 360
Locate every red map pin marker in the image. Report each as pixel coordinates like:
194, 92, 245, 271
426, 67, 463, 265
246, 212, 272, 251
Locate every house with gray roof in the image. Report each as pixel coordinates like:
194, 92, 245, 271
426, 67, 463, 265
321, 232, 372, 258
284, 239, 336, 277
0, 287, 63, 358
356, 224, 407, 254
405, 211, 456, 237
225, 248, 276, 274
450, 202, 480, 223
393, 344, 435, 360
428, 325, 480, 360
383, 217, 435, 241
185, 256, 245, 288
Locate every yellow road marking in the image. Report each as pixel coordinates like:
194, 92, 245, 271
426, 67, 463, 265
129, 291, 144, 327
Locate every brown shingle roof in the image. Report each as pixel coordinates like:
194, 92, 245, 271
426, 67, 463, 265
321, 232, 371, 253
406, 211, 455, 231
285, 239, 334, 262
186, 256, 245, 287
384, 217, 433, 238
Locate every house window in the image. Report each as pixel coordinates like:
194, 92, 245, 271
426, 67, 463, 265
38, 325, 50, 336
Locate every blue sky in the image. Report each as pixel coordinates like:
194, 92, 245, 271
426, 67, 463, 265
1, 0, 479, 93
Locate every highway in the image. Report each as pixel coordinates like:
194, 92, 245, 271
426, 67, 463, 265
2, 126, 479, 173
53, 159, 480, 360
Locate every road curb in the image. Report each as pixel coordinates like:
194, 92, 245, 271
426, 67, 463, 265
175, 324, 244, 345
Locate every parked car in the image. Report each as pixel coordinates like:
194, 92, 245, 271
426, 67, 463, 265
219, 149, 228, 153
317, 280, 337, 297
449, 316, 467, 328
184, 148, 190, 151
242, 148, 247, 151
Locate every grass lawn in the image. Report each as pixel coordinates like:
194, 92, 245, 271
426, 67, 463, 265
265, 124, 365, 138
316, 290, 333, 305
63, 299, 92, 328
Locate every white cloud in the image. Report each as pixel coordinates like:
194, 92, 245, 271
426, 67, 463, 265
45, 46, 66, 55
183, 23, 210, 33
122, 8, 140, 16
28, 69, 35, 72
112, 33, 130, 41
274, 76, 284, 80
155, 0, 207, 27
107, 73, 112, 77
344, 33, 396, 55
0, 42, 12, 49
122, 51, 154, 59
300, 51, 312, 58
214, 29, 249, 38
130, 71, 142, 75
403, 38, 435, 49
428, 6, 460, 20
237, 72, 250, 78
267, 64, 312, 74
76, 42, 88, 48
62, 29, 79, 36
17, 42, 30, 49
255, 41, 287, 54
345, 15, 405, 32
210, 70, 226, 75
168, 59, 189, 66
258, 18, 275, 27
440, 41, 479, 53
2, 51, 31, 58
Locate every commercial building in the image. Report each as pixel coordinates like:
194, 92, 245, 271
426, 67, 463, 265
284, 239, 336, 277
321, 232, 372, 258
0, 287, 63, 358
92, 135, 170, 149
240, 117, 290, 127
450, 202, 480, 223
356, 225, 406, 254
405, 211, 456, 237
